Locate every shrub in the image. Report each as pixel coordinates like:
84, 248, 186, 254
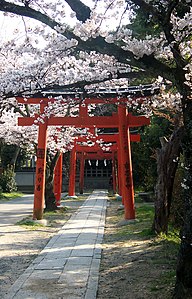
0, 169, 17, 193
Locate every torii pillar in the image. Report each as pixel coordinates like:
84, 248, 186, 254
33, 103, 48, 220
68, 146, 77, 196
118, 105, 135, 220
79, 152, 85, 194
117, 140, 123, 197
112, 152, 117, 194
54, 153, 63, 206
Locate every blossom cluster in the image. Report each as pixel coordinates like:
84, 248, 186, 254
0, 0, 191, 155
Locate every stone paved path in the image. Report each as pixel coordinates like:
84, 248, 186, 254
4, 190, 108, 299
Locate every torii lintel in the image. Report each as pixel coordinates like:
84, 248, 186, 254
18, 114, 149, 128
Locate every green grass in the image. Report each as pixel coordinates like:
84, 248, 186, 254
114, 203, 156, 239
156, 230, 180, 244
115, 203, 180, 243
136, 205, 180, 296
0, 192, 23, 201
43, 207, 68, 217
16, 208, 69, 229
150, 230, 180, 264
136, 204, 154, 221
16, 218, 45, 229
150, 269, 176, 297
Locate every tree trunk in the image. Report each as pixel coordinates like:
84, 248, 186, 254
44, 169, 57, 211
173, 101, 192, 298
9, 145, 20, 171
44, 151, 60, 211
153, 126, 183, 234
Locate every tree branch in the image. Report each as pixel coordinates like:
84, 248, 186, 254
64, 0, 91, 22
0, 0, 174, 82
0, 0, 76, 39
128, 0, 186, 78
1, 69, 147, 99
164, 0, 179, 26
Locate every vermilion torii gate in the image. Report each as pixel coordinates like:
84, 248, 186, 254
76, 151, 116, 194
17, 95, 150, 221
70, 132, 141, 196
68, 143, 118, 197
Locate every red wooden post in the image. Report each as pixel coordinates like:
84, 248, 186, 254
112, 152, 117, 194
114, 157, 119, 194
79, 152, 85, 194
54, 153, 63, 206
118, 105, 135, 220
117, 140, 123, 197
79, 103, 88, 117
33, 103, 48, 220
68, 146, 77, 196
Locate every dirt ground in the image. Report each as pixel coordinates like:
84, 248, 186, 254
97, 199, 177, 299
0, 199, 84, 298
0, 195, 177, 299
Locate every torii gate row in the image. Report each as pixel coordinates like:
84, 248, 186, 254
67, 133, 140, 196
68, 144, 118, 197
68, 135, 141, 200
54, 151, 117, 207
35, 118, 140, 204
76, 151, 117, 195
17, 97, 150, 221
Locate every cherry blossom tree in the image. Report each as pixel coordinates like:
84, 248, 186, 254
0, 0, 191, 297
0, 105, 77, 208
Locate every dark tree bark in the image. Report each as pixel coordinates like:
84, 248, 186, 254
173, 101, 192, 299
44, 151, 60, 211
1, 144, 20, 171
153, 125, 183, 234
9, 145, 20, 171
